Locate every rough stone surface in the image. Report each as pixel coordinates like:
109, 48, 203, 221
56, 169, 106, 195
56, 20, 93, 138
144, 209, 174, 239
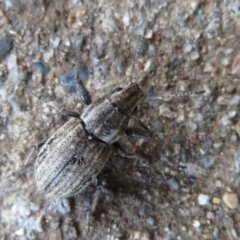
0, 1, 240, 239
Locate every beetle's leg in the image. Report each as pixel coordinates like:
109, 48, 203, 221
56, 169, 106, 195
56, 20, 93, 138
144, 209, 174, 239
125, 127, 153, 138
127, 111, 153, 138
57, 108, 81, 118
35, 138, 48, 149
24, 138, 48, 165
75, 63, 92, 105
88, 173, 104, 212
46, 103, 81, 118
86, 174, 114, 213
113, 142, 136, 158
87, 187, 101, 213
130, 114, 151, 131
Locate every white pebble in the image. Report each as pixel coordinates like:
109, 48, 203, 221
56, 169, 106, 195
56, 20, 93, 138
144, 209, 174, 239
198, 194, 210, 205
15, 228, 25, 236
183, 43, 192, 53
231, 228, 238, 238
190, 1, 199, 11
159, 104, 177, 119
145, 29, 153, 39
122, 14, 130, 26
221, 57, 230, 66
203, 62, 213, 72
193, 220, 201, 228
190, 51, 200, 60
144, 59, 152, 72
213, 227, 219, 238
230, 95, 240, 106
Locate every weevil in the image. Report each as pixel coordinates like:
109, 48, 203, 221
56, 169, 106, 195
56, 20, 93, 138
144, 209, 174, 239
35, 29, 153, 201
34, 29, 204, 204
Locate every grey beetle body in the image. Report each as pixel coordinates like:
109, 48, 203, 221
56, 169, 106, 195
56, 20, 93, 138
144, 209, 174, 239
35, 80, 150, 198
36, 118, 111, 198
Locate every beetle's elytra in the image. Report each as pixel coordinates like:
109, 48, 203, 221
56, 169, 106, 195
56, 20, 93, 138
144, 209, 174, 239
36, 118, 111, 198
35, 30, 153, 200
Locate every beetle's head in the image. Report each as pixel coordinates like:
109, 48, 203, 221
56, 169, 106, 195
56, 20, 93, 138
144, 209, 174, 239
110, 83, 144, 116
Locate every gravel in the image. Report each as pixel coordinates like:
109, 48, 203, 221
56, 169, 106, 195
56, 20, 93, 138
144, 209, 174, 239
0, 0, 240, 239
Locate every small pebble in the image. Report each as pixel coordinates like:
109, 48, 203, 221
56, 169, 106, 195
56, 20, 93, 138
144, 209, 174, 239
234, 149, 240, 173
35, 216, 44, 232
231, 228, 238, 238
174, 36, 184, 49
223, 192, 239, 209
235, 122, 240, 137
32, 62, 50, 76
221, 57, 230, 66
145, 29, 153, 39
15, 228, 25, 236
0, 36, 14, 61
185, 122, 197, 132
176, 108, 185, 122
212, 197, 221, 204
116, 59, 125, 75
193, 220, 201, 228
203, 62, 213, 72
235, 177, 240, 189
139, 202, 153, 216
122, 14, 130, 26
160, 26, 174, 38
190, 51, 200, 60
171, 57, 181, 69
7, 53, 18, 83
183, 43, 192, 53
147, 87, 158, 107
53, 37, 61, 48
231, 52, 240, 76
215, 180, 222, 188
148, 44, 156, 56
43, 49, 54, 63
62, 224, 78, 240
201, 155, 215, 168
130, 231, 150, 240
219, 115, 231, 126
73, 35, 83, 51
167, 178, 179, 190
159, 104, 177, 119
206, 211, 214, 219
152, 121, 162, 131
198, 194, 210, 206
146, 217, 155, 226
190, 1, 199, 11
230, 95, 240, 106
213, 227, 219, 239
228, 110, 237, 118
144, 59, 152, 73
217, 95, 231, 105
226, 48, 233, 54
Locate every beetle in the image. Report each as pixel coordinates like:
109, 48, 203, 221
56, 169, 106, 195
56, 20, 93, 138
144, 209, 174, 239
35, 29, 153, 201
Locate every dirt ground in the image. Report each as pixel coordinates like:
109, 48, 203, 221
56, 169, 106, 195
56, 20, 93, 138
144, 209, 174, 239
0, 0, 240, 239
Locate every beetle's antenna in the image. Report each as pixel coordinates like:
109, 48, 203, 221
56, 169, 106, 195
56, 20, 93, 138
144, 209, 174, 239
129, 27, 147, 84
148, 90, 205, 100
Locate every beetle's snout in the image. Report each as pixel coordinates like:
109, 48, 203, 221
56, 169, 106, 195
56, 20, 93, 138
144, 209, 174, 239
110, 83, 144, 116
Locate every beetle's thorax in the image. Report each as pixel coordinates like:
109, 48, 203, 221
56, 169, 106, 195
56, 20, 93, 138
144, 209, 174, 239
81, 83, 144, 144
